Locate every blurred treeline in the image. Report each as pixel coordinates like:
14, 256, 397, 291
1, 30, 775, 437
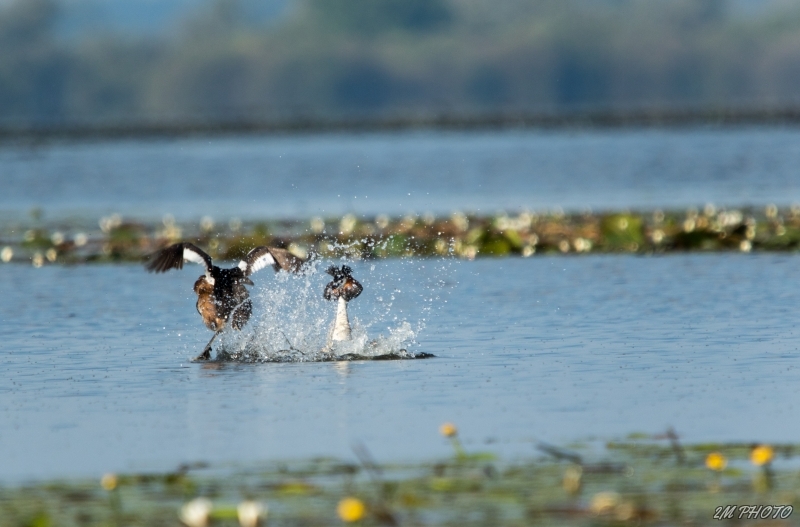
3, 0, 800, 127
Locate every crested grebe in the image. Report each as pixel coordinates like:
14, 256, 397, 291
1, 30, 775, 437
323, 265, 362, 343
146, 242, 304, 360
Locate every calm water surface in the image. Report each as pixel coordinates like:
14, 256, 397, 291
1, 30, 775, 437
3, 126, 800, 220
1, 254, 799, 482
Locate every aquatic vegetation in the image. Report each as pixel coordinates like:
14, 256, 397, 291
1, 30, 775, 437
0, 434, 798, 526
5, 205, 800, 265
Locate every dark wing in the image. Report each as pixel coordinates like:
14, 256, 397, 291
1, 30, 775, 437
240, 246, 305, 275
145, 243, 212, 273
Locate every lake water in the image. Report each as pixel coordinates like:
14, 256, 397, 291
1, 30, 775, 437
3, 126, 800, 222
2, 253, 800, 482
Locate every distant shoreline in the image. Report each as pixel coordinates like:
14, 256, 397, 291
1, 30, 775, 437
4, 106, 800, 142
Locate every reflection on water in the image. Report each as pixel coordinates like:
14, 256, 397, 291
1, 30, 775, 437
2, 254, 800, 481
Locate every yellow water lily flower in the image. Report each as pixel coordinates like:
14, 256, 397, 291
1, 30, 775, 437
705, 452, 727, 471
337, 497, 366, 523
440, 422, 458, 438
751, 445, 774, 466
100, 473, 118, 491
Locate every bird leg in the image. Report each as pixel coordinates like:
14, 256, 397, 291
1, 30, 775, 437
196, 331, 221, 361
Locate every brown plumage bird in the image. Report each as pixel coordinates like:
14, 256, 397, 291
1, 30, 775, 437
145, 242, 304, 360
323, 265, 362, 343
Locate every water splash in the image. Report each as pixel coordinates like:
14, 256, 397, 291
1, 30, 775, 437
210, 257, 451, 362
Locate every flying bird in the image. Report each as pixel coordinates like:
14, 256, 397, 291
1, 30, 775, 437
323, 265, 363, 343
145, 242, 304, 360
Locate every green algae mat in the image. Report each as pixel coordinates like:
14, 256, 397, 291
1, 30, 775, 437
3, 434, 799, 526
6, 205, 800, 267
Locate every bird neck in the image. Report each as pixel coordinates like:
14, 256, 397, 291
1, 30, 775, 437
331, 296, 351, 342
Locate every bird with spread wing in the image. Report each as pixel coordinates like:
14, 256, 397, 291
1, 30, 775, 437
145, 243, 304, 360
